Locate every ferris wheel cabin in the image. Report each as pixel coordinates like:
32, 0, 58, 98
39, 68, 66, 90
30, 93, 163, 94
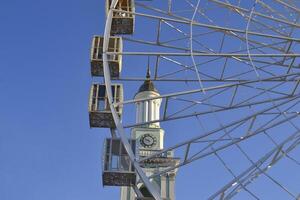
88, 84, 123, 128
90, 36, 122, 78
107, 0, 135, 35
102, 138, 136, 186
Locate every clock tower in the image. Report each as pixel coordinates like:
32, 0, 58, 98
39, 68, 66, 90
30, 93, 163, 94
120, 69, 179, 200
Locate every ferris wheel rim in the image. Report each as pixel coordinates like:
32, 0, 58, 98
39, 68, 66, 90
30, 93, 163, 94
102, 0, 162, 199
100, 1, 300, 199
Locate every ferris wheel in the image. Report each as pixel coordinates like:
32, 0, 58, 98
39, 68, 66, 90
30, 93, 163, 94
89, 0, 300, 199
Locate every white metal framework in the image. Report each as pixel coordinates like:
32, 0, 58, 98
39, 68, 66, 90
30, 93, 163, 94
102, 0, 300, 199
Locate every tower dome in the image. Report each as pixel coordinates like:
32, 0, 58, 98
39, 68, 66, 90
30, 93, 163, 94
136, 68, 158, 94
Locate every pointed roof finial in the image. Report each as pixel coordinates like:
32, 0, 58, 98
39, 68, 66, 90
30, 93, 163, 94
146, 57, 151, 79
136, 59, 158, 94
146, 66, 151, 79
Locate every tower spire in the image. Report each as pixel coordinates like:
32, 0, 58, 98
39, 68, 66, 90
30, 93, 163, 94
146, 66, 151, 80
146, 57, 151, 80
136, 66, 158, 94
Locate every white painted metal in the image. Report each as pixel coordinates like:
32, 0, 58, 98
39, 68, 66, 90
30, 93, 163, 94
103, 0, 162, 199
100, 0, 300, 199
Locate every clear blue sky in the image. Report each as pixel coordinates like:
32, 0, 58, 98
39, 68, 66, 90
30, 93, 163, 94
0, 0, 118, 199
1, 1, 300, 200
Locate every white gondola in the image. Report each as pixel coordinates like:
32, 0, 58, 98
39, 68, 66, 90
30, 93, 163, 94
103, 138, 136, 186
106, 0, 135, 35
89, 84, 123, 128
90, 36, 123, 78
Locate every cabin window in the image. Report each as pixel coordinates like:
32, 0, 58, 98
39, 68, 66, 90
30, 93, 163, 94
104, 139, 136, 172
140, 186, 153, 198
108, 0, 133, 17
90, 84, 122, 112
92, 36, 121, 61
102, 138, 136, 186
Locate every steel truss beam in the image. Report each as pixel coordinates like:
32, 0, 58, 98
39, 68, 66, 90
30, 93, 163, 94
209, 132, 300, 200
101, 1, 300, 199
111, 9, 300, 42
116, 72, 300, 107
138, 94, 300, 164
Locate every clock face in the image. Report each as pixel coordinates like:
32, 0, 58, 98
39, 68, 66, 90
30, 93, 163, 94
140, 134, 157, 148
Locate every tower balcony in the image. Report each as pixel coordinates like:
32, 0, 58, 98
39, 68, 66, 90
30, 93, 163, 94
139, 150, 179, 169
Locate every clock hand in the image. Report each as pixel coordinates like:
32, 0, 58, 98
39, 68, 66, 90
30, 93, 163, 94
145, 138, 151, 143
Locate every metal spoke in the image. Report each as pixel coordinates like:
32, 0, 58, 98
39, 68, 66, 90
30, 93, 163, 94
99, 1, 300, 199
